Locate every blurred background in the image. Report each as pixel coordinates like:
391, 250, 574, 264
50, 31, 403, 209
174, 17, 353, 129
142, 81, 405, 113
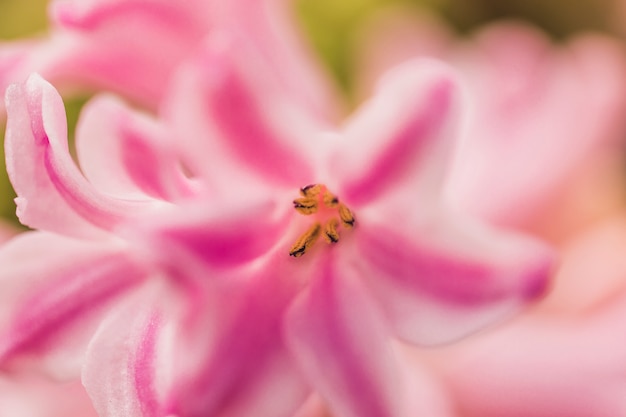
1, 0, 625, 227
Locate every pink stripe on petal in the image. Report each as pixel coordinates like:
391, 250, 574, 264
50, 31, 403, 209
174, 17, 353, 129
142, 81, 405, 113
137, 198, 291, 271
77, 95, 193, 201
334, 59, 460, 207
5, 75, 156, 236
83, 288, 169, 417
353, 213, 554, 345
165, 37, 318, 188
0, 233, 148, 368
285, 259, 405, 417
168, 264, 307, 417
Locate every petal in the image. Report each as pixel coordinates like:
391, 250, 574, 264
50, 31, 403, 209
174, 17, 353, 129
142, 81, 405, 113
331, 58, 461, 207
163, 34, 324, 190
0, 231, 148, 377
445, 23, 626, 226
350, 209, 554, 345
436, 295, 626, 417
76, 94, 194, 201
82, 284, 170, 417
130, 197, 292, 273
285, 258, 407, 417
167, 261, 309, 417
5, 74, 158, 237
0, 373, 98, 417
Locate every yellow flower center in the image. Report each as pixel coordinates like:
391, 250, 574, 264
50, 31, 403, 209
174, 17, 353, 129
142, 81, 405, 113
289, 184, 355, 257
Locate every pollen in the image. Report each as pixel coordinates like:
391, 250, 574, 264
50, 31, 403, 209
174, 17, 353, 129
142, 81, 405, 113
289, 184, 356, 257
289, 222, 321, 257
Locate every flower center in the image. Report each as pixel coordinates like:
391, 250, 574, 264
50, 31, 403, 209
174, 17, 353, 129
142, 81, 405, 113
289, 184, 356, 257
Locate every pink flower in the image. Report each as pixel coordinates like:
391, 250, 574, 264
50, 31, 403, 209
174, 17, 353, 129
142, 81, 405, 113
0, 0, 336, 118
357, 15, 626, 235
0, 28, 553, 417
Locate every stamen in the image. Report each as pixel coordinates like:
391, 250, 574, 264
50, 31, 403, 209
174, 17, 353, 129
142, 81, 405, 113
293, 197, 318, 215
338, 204, 355, 228
289, 222, 322, 257
300, 184, 322, 198
322, 190, 339, 208
323, 218, 340, 243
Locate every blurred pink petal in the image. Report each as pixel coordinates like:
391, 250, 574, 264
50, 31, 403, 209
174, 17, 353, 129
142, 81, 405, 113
0, 372, 97, 417
357, 16, 626, 232
0, 0, 337, 116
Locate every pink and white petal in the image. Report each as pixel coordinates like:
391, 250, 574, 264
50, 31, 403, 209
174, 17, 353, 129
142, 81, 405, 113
5, 74, 156, 237
76, 94, 193, 201
162, 35, 324, 191
24, 0, 208, 108
350, 208, 554, 345
216, 0, 341, 122
165, 258, 308, 417
129, 197, 292, 274
0, 231, 149, 378
82, 282, 173, 417
436, 294, 626, 417
330, 59, 461, 208
285, 258, 408, 417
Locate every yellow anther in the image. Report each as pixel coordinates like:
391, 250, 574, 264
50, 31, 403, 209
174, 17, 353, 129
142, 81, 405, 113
293, 197, 318, 215
338, 204, 355, 229
289, 222, 322, 257
322, 190, 339, 208
300, 184, 322, 198
323, 218, 340, 244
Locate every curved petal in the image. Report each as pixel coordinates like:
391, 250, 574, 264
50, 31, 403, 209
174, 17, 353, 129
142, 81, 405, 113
129, 197, 292, 273
81, 283, 171, 417
167, 260, 309, 417
163, 34, 325, 191
0, 0, 210, 109
350, 209, 554, 345
5, 74, 158, 237
0, 231, 149, 377
437, 294, 626, 417
285, 258, 408, 417
76, 94, 194, 202
331, 58, 461, 208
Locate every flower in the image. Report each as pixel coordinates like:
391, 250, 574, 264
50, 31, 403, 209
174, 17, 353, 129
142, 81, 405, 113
1, 21, 554, 417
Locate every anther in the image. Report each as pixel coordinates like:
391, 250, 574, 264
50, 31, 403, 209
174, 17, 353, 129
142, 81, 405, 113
289, 222, 322, 257
293, 197, 318, 215
300, 184, 322, 198
323, 218, 340, 243
322, 190, 339, 208
338, 204, 355, 228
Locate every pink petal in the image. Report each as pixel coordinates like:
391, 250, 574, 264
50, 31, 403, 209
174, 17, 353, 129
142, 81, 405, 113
446, 23, 626, 227
76, 94, 194, 201
436, 294, 626, 417
130, 197, 292, 273
0, 231, 148, 377
82, 285, 170, 417
285, 258, 407, 417
163, 35, 324, 190
351, 210, 554, 345
4, 74, 156, 237
168, 262, 309, 417
331, 59, 460, 207
0, 372, 98, 417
